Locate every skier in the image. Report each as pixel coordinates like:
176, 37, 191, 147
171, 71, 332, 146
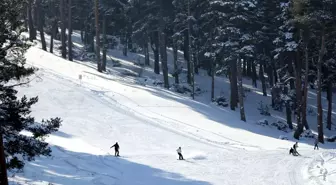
110, 142, 120, 157
177, 147, 184, 160
292, 142, 300, 156
314, 137, 319, 150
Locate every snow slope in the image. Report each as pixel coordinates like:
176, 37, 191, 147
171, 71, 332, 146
8, 33, 336, 185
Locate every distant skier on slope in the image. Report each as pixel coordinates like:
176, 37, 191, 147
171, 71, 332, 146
110, 142, 120, 157
314, 137, 319, 150
177, 147, 184, 160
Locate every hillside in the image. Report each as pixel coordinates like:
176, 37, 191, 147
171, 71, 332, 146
7, 31, 336, 185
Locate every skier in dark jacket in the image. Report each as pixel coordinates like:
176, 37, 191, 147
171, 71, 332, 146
292, 142, 300, 156
110, 142, 120, 157
177, 147, 184, 160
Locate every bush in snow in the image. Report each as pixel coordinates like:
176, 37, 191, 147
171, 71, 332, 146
258, 101, 271, 116
271, 121, 290, 132
153, 79, 164, 86
300, 130, 314, 138
256, 119, 269, 126
212, 96, 229, 107
327, 135, 336, 142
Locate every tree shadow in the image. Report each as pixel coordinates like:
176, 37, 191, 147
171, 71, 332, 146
9, 145, 211, 185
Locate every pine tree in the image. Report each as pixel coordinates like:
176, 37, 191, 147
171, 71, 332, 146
0, 0, 62, 175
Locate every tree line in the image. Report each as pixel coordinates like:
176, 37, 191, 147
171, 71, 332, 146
24, 0, 336, 143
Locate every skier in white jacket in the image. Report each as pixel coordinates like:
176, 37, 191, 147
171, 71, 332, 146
177, 147, 184, 160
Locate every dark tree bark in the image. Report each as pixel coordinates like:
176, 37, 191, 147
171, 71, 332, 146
173, 38, 179, 84
273, 64, 278, 83
252, 61, 257, 87
259, 63, 267, 96
68, 0, 73, 61
284, 86, 293, 129
50, 20, 56, 53
94, 0, 102, 72
327, 81, 332, 130
302, 39, 310, 131
36, 0, 46, 51
287, 55, 295, 89
237, 58, 246, 121
317, 32, 325, 143
159, 0, 169, 89
293, 58, 303, 139
243, 58, 247, 76
144, 41, 150, 66
27, 0, 36, 41
230, 60, 239, 110
102, 14, 107, 71
184, 30, 191, 84
151, 31, 160, 74
247, 58, 252, 78
123, 34, 128, 56
60, 0, 66, 59
0, 133, 9, 185
211, 58, 215, 101
267, 65, 274, 87
81, 30, 84, 42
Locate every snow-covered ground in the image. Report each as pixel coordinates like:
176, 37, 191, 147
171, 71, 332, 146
8, 32, 336, 185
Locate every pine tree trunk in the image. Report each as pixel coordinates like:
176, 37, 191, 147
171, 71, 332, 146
173, 38, 179, 84
230, 60, 239, 110
94, 0, 102, 72
27, 0, 36, 41
123, 34, 128, 56
293, 50, 304, 139
81, 29, 84, 42
302, 42, 310, 131
273, 64, 278, 83
151, 31, 160, 74
0, 133, 9, 185
36, 0, 46, 51
102, 15, 107, 71
287, 56, 295, 89
211, 59, 215, 101
24, 4, 28, 31
159, 0, 169, 89
184, 30, 191, 84
144, 42, 150, 66
60, 0, 66, 59
252, 61, 257, 87
283, 86, 293, 129
267, 65, 274, 87
327, 81, 332, 130
317, 32, 325, 143
68, 0, 73, 61
50, 19, 56, 53
259, 63, 267, 96
187, 0, 194, 98
247, 58, 252, 78
243, 58, 247, 76
237, 58, 246, 121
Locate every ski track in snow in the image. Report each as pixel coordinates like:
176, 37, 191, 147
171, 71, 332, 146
8, 45, 335, 185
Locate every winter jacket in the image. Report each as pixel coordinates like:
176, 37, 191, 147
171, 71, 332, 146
176, 148, 182, 154
111, 143, 120, 150
314, 139, 319, 145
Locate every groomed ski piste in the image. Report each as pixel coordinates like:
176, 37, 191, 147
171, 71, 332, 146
9, 31, 336, 185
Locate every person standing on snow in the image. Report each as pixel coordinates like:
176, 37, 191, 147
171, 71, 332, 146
314, 137, 319, 150
177, 147, 184, 160
110, 142, 120, 157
